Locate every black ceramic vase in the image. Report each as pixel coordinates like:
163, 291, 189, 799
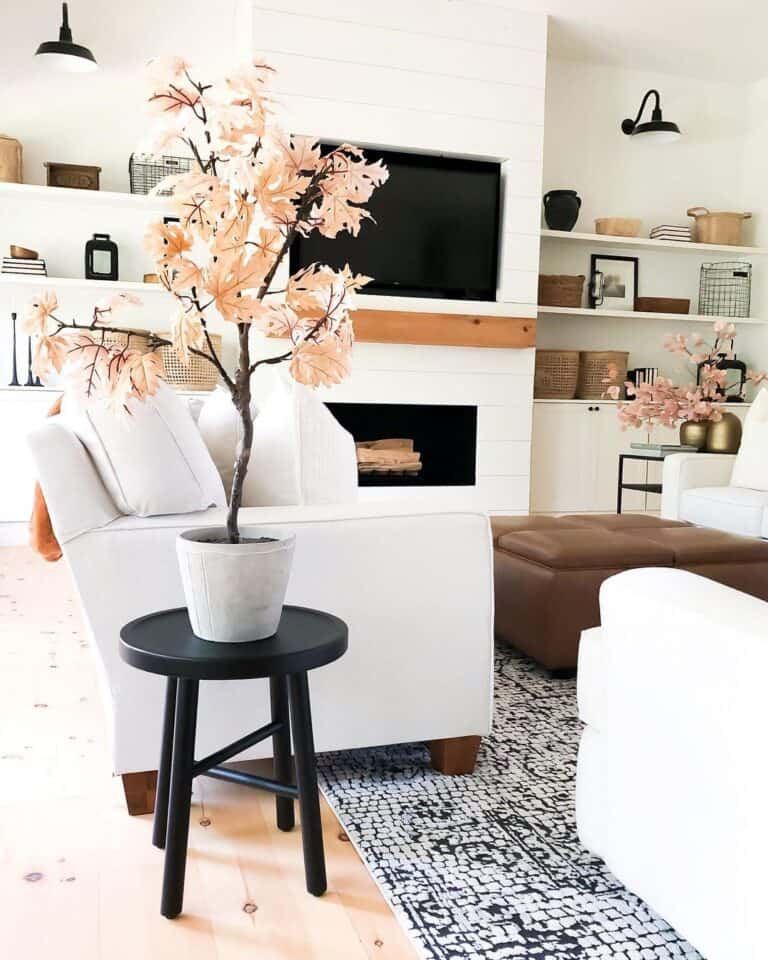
543, 189, 581, 231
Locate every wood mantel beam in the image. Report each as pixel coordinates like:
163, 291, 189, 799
352, 309, 536, 349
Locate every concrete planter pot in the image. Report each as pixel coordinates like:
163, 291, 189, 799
176, 526, 295, 643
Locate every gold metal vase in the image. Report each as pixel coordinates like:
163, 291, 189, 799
705, 412, 742, 454
679, 420, 709, 450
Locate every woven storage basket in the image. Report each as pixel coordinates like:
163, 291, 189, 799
538, 274, 585, 308
577, 350, 629, 400
534, 350, 580, 399
95, 328, 152, 353
157, 333, 222, 391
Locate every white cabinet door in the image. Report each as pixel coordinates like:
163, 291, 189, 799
531, 403, 599, 513
594, 404, 648, 512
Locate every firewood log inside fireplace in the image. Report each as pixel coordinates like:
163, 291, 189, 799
355, 438, 423, 474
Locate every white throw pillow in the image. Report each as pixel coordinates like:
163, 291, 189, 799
197, 387, 257, 497
730, 388, 768, 491
241, 380, 358, 506
62, 382, 226, 516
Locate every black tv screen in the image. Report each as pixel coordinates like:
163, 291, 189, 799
290, 146, 501, 301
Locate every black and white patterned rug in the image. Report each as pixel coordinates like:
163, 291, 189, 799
318, 649, 701, 960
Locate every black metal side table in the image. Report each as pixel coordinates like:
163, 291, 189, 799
617, 452, 666, 513
119, 605, 348, 919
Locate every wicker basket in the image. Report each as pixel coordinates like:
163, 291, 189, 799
534, 350, 580, 399
95, 328, 152, 353
576, 350, 629, 400
156, 333, 223, 391
538, 274, 585, 308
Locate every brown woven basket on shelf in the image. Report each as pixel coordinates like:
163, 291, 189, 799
538, 274, 585, 308
576, 350, 629, 400
94, 328, 152, 353
534, 350, 580, 399
156, 333, 223, 391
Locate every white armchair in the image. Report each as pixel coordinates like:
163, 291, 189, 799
661, 451, 768, 537
577, 567, 768, 960
28, 417, 495, 813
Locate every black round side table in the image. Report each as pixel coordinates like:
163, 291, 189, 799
119, 605, 348, 919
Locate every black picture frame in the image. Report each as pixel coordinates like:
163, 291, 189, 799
589, 254, 639, 311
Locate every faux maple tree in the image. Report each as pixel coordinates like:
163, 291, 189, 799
24, 58, 388, 541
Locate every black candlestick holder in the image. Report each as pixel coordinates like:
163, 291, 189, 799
8, 312, 20, 386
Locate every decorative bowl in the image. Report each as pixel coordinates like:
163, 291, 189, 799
594, 218, 642, 238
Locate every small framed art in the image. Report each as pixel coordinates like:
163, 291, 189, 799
589, 254, 638, 311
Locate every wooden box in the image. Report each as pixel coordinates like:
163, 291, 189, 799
44, 162, 101, 190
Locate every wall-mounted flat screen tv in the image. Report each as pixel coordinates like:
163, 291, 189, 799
290, 145, 501, 301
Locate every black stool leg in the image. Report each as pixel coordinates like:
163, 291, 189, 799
153, 676, 178, 849
270, 675, 295, 832
288, 671, 326, 896
161, 677, 199, 919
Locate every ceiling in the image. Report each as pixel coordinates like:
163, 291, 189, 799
504, 0, 768, 83
5, 1, 767, 85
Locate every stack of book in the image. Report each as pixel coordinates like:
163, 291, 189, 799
649, 225, 692, 243
2, 257, 47, 276
631, 442, 700, 456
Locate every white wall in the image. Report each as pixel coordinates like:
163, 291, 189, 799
538, 57, 768, 386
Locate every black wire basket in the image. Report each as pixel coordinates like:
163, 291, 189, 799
128, 153, 194, 196
698, 261, 752, 318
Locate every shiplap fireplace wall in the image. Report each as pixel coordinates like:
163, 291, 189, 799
241, 0, 549, 513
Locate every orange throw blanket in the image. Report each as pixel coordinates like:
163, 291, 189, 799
30, 395, 63, 562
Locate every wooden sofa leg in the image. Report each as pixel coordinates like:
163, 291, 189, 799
428, 736, 481, 775
121, 770, 158, 815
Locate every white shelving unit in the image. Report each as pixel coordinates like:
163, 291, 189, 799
0, 274, 168, 294
540, 228, 768, 257
0, 180, 172, 214
537, 305, 766, 326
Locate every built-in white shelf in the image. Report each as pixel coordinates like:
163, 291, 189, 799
0, 274, 168, 293
540, 228, 768, 257
534, 397, 753, 406
0, 180, 172, 214
537, 305, 767, 326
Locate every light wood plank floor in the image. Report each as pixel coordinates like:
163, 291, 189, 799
0, 548, 418, 959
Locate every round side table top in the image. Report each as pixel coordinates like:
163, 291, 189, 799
119, 605, 348, 680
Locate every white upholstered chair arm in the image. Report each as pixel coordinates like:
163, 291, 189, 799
27, 418, 120, 544
591, 568, 768, 733
660, 452, 736, 519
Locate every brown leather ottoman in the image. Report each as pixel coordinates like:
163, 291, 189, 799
493, 515, 768, 670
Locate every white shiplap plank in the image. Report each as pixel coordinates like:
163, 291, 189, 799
268, 53, 545, 127
351, 342, 535, 375
503, 193, 542, 233
253, 1, 547, 51
357, 475, 531, 512
477, 404, 534, 443
281, 93, 545, 161
319, 370, 534, 407
499, 232, 541, 272
477, 440, 531, 476
252, 9, 546, 89
501, 158, 544, 198
499, 269, 538, 305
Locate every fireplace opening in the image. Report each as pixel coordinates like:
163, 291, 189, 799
325, 402, 477, 487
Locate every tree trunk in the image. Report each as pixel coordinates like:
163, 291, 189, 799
227, 325, 253, 543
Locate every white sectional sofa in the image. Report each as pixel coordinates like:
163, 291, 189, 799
28, 414, 495, 810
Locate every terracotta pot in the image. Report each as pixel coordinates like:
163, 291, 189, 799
679, 420, 708, 450
705, 412, 742, 454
